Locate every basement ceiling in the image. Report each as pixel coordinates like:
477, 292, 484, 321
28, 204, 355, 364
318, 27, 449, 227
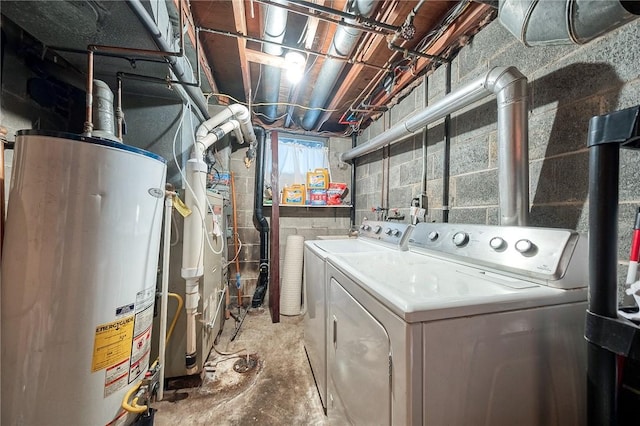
1, 0, 497, 135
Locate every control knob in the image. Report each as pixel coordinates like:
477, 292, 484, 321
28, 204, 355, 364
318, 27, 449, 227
363, 224, 371, 231
452, 232, 469, 247
391, 229, 401, 237
373, 225, 382, 234
384, 228, 392, 235
428, 231, 439, 241
489, 237, 506, 250
515, 239, 534, 254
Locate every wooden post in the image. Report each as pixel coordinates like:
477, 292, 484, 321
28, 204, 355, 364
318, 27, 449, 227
269, 131, 280, 323
0, 126, 6, 257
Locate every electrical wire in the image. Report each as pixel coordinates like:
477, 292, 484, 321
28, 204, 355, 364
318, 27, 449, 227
207, 92, 341, 112
170, 208, 180, 246
187, 104, 224, 256
226, 235, 243, 267
172, 104, 223, 263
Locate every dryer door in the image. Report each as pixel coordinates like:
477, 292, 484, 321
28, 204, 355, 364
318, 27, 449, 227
328, 278, 391, 425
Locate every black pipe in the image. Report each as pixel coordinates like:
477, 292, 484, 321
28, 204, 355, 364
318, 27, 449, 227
442, 62, 451, 223
586, 106, 640, 425
350, 132, 357, 227
587, 143, 620, 426
252, 127, 269, 308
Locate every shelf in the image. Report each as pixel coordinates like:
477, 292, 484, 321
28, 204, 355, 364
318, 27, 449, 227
264, 204, 352, 208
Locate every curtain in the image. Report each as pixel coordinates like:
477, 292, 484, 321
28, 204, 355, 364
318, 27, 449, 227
265, 136, 329, 189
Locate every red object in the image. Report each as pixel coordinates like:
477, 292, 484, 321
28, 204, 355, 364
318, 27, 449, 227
631, 231, 640, 262
327, 182, 347, 205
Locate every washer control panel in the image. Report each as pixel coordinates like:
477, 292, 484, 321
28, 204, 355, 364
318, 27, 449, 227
408, 222, 586, 287
358, 220, 413, 249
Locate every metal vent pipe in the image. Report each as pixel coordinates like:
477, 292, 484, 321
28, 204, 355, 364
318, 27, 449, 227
499, 0, 640, 46
340, 66, 529, 226
301, 0, 376, 130
260, 0, 289, 121
126, 0, 210, 119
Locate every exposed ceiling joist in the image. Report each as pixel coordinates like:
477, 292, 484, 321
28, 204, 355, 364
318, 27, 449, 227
246, 49, 287, 68
363, 3, 494, 124
232, 0, 252, 100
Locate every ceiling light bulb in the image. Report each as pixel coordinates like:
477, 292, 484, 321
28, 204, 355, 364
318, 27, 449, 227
284, 51, 306, 84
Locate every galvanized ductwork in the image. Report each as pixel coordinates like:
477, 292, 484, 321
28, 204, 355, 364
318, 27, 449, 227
260, 0, 289, 122
340, 66, 529, 226
301, 0, 376, 130
499, 0, 640, 46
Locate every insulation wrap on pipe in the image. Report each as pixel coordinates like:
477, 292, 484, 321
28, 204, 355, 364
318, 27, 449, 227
499, 0, 640, 46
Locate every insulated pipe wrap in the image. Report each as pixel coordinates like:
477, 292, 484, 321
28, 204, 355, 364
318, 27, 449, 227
261, 0, 288, 121
301, 0, 376, 130
499, 0, 640, 46
280, 235, 305, 316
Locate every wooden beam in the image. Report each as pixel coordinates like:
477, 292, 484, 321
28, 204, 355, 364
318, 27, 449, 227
269, 131, 280, 323
246, 49, 287, 68
173, 0, 218, 93
232, 0, 252, 100
314, 0, 404, 129
364, 3, 493, 122
304, 0, 325, 50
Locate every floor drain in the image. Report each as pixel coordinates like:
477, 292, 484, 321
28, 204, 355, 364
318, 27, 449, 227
233, 355, 258, 374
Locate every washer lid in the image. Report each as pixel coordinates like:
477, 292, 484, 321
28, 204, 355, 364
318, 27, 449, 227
327, 251, 587, 323
305, 238, 390, 259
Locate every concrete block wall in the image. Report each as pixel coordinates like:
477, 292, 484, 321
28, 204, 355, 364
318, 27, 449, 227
356, 19, 640, 301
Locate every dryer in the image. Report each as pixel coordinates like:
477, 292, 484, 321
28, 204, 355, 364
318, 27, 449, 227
303, 220, 413, 412
325, 222, 588, 425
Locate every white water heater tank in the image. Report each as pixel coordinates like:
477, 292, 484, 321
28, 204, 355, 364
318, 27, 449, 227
1, 130, 167, 425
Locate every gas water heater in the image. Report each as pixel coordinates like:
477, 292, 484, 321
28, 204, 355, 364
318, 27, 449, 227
1, 130, 166, 425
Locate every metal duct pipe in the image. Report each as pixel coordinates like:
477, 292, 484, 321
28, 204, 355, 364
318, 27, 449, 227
91, 80, 119, 142
301, 0, 376, 130
499, 0, 640, 46
126, 0, 210, 119
340, 66, 529, 226
260, 0, 289, 121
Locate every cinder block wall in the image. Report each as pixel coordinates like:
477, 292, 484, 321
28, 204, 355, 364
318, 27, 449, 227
230, 134, 352, 303
356, 19, 640, 300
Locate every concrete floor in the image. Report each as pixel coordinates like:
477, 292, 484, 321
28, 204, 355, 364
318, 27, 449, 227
153, 308, 327, 425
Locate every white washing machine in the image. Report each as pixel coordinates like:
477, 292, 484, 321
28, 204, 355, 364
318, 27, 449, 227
303, 220, 413, 413
325, 222, 588, 425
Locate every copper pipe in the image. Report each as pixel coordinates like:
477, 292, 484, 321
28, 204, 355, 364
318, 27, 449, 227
197, 27, 389, 72
83, 0, 190, 134
254, 0, 396, 35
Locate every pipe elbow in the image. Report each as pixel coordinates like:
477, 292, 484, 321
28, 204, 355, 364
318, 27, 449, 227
485, 66, 528, 96
228, 104, 249, 121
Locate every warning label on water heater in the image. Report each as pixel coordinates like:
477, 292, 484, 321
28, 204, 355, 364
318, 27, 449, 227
91, 316, 135, 372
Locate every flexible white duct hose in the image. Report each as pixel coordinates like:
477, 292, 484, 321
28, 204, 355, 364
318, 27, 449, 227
280, 235, 305, 316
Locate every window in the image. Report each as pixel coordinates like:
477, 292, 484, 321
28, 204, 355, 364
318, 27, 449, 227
264, 135, 330, 189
